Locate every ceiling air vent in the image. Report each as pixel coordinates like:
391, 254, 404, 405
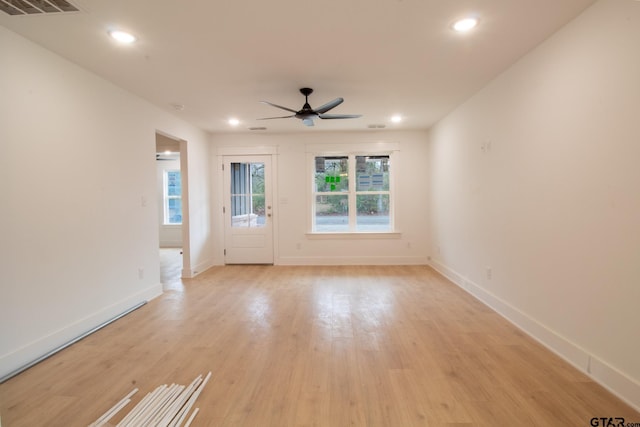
0, 0, 79, 16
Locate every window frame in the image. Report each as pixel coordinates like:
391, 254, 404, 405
310, 152, 395, 234
163, 169, 182, 225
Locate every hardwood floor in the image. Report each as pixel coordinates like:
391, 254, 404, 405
159, 247, 183, 291
1, 265, 638, 426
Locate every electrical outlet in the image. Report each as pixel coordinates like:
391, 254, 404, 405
138, 268, 144, 279
486, 267, 492, 280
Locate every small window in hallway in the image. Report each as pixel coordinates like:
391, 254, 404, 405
164, 170, 182, 224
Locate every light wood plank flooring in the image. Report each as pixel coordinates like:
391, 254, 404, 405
1, 265, 638, 426
159, 247, 183, 291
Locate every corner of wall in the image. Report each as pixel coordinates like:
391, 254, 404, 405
182, 257, 215, 278
0, 283, 162, 382
427, 259, 640, 412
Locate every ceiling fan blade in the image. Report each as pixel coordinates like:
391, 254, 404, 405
257, 115, 296, 120
302, 118, 315, 127
260, 101, 298, 113
318, 114, 362, 119
314, 98, 344, 114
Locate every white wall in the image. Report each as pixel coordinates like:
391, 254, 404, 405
210, 130, 430, 266
156, 158, 183, 248
181, 135, 213, 277
0, 26, 212, 379
428, 0, 640, 409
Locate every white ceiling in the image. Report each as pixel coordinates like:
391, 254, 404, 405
0, 0, 596, 133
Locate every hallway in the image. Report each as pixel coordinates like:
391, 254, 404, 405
159, 248, 183, 291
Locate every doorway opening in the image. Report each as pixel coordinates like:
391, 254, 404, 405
156, 132, 187, 287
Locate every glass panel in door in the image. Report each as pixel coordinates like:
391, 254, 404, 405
230, 162, 266, 228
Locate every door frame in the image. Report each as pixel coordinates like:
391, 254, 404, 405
155, 131, 191, 278
218, 146, 278, 265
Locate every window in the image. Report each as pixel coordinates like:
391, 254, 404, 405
313, 154, 392, 232
164, 170, 182, 224
229, 162, 266, 228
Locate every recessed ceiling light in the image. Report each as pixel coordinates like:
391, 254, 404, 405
228, 118, 240, 126
453, 18, 478, 32
109, 30, 136, 44
391, 115, 402, 123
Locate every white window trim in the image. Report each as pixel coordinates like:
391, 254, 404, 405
305, 231, 402, 239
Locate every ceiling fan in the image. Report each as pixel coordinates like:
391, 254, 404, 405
258, 88, 362, 127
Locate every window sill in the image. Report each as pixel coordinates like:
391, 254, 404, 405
305, 231, 401, 240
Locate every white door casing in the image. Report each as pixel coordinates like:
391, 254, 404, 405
223, 155, 274, 264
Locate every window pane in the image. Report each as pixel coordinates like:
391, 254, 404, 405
315, 195, 349, 232
164, 170, 182, 225
230, 162, 265, 228
251, 163, 265, 193
231, 193, 247, 215
167, 198, 182, 224
251, 163, 265, 227
252, 195, 265, 227
167, 171, 181, 196
315, 157, 349, 192
356, 156, 389, 191
231, 163, 249, 195
230, 194, 261, 228
356, 194, 390, 231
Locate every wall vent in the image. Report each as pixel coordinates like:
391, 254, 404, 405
0, 0, 79, 16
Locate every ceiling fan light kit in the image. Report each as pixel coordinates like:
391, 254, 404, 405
258, 87, 362, 127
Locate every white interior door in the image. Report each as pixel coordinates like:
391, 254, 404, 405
223, 155, 273, 264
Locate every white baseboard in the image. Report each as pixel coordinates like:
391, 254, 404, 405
276, 255, 430, 266
159, 241, 182, 248
0, 283, 162, 381
428, 260, 640, 412
182, 257, 214, 278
